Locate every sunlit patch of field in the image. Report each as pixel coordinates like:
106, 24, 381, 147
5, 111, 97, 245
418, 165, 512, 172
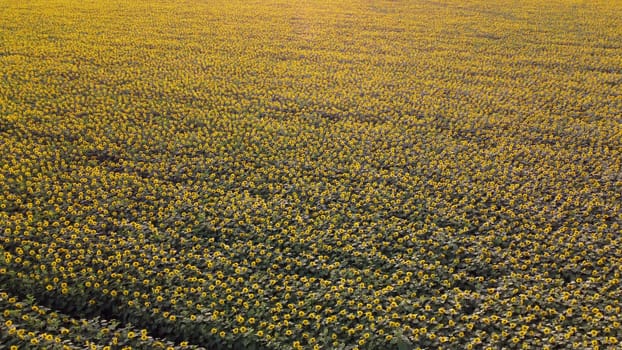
1, 0, 621, 349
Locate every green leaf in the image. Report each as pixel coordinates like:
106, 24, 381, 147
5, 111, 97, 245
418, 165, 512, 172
396, 335, 412, 350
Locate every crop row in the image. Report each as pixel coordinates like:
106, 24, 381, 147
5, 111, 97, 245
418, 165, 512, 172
0, 290, 204, 349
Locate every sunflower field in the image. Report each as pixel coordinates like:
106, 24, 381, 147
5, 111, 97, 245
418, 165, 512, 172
1, 0, 621, 349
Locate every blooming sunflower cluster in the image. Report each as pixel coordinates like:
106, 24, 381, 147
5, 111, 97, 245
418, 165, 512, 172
1, 0, 621, 349
0, 291, 202, 349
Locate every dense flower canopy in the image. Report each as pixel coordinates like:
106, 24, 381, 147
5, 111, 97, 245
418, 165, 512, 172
1, 0, 621, 349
